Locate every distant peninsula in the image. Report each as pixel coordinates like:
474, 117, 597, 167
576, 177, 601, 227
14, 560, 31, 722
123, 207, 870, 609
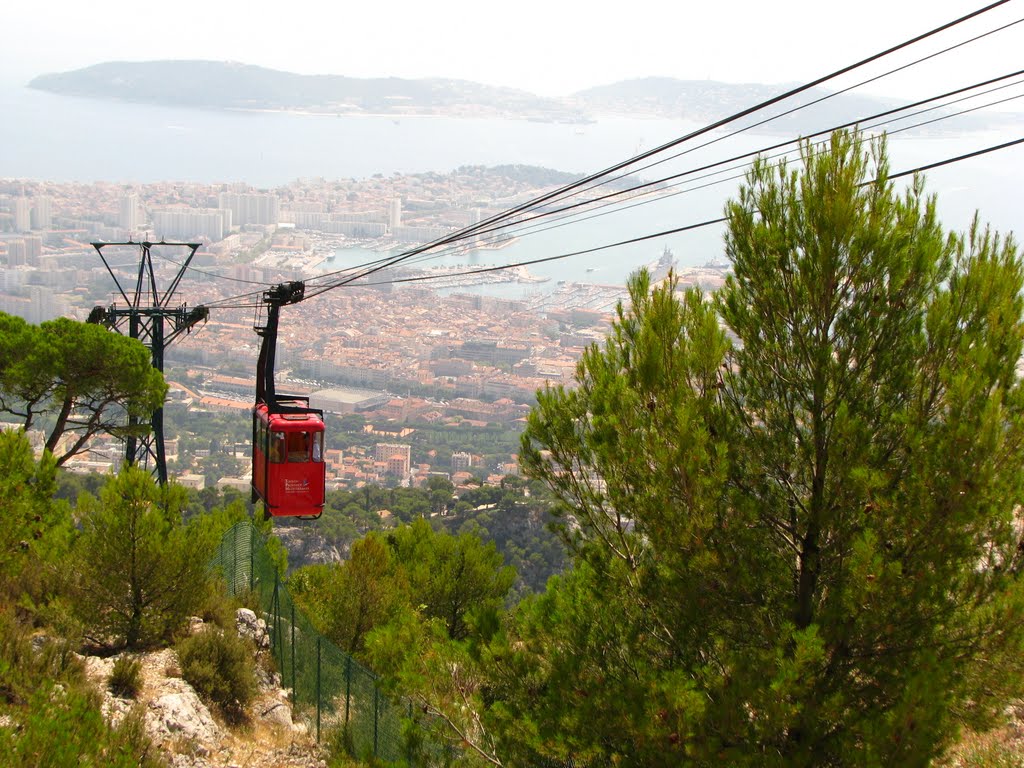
28, 61, 572, 119
27, 60, 1013, 132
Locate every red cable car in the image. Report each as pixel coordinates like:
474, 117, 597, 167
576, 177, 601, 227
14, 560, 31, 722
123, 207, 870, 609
252, 402, 325, 518
251, 282, 326, 519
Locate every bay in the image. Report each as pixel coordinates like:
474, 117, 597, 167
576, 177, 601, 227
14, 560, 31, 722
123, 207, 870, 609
3, 85, 1022, 286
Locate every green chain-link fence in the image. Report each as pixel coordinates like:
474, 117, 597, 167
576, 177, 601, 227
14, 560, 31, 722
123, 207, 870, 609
210, 521, 590, 768
210, 521, 438, 764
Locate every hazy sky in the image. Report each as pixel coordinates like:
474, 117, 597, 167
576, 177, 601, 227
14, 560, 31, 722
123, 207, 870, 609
3, 0, 1021, 97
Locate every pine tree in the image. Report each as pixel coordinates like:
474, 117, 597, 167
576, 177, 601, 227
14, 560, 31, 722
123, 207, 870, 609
503, 131, 1024, 766
0, 313, 166, 465
73, 467, 208, 649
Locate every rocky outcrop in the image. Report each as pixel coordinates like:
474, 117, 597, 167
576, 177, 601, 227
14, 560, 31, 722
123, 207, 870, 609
272, 525, 343, 569
148, 688, 221, 747
81, 618, 324, 768
235, 608, 270, 650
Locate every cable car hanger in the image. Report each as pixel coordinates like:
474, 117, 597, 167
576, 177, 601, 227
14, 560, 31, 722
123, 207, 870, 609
251, 281, 326, 520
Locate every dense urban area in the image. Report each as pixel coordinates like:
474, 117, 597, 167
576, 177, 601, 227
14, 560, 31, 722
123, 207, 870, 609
0, 167, 727, 494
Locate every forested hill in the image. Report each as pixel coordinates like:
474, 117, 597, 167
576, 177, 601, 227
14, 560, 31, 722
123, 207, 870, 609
573, 76, 900, 126
27, 60, 566, 116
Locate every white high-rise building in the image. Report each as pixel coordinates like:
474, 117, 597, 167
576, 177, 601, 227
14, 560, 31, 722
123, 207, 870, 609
120, 194, 141, 233
13, 198, 30, 232
375, 442, 411, 477
0, 269, 26, 292
388, 198, 402, 231
218, 192, 279, 227
27, 285, 61, 324
152, 208, 231, 242
31, 196, 52, 230
451, 451, 473, 471
23, 236, 42, 266
7, 239, 27, 266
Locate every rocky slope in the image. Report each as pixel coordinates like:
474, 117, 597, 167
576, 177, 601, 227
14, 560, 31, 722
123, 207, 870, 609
81, 610, 326, 768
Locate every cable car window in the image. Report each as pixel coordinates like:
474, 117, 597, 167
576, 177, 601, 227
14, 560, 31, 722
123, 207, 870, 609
312, 432, 323, 463
269, 431, 286, 463
287, 431, 310, 462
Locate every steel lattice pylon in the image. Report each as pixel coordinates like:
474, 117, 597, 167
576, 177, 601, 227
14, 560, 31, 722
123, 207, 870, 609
89, 241, 208, 483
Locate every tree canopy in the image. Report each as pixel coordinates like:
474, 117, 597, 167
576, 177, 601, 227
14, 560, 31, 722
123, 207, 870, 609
504, 131, 1024, 766
0, 313, 166, 465
292, 516, 514, 656
0, 430, 70, 594
72, 467, 216, 649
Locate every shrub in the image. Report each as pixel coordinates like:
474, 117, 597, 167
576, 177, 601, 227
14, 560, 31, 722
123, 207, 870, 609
0, 685, 162, 768
195, 581, 240, 631
109, 655, 143, 699
177, 629, 257, 723
0, 608, 81, 706
0, 609, 160, 767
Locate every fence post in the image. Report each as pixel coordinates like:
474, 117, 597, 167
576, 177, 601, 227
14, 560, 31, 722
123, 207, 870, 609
249, 522, 255, 592
373, 686, 379, 757
345, 655, 352, 724
290, 601, 296, 692
273, 572, 283, 673
408, 700, 414, 768
272, 573, 280, 663
316, 637, 322, 743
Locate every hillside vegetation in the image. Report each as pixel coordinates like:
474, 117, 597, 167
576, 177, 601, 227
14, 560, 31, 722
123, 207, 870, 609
3, 130, 1024, 767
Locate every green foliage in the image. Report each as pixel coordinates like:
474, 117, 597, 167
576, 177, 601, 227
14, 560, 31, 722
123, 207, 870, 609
0, 608, 161, 767
443, 481, 567, 597
176, 629, 257, 723
292, 520, 516, 765
0, 430, 71, 597
294, 535, 409, 656
0, 313, 167, 465
195, 581, 245, 630
185, 493, 251, 562
0, 685, 163, 768
294, 518, 515, 657
255, 513, 289, 576
72, 467, 213, 649
54, 467, 106, 504
365, 607, 503, 767
384, 518, 515, 641
310, 480, 565, 595
108, 655, 143, 699
0, 609, 79, 707
506, 131, 1024, 766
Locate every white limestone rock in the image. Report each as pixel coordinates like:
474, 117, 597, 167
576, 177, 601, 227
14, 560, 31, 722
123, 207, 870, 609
147, 690, 221, 745
236, 608, 270, 649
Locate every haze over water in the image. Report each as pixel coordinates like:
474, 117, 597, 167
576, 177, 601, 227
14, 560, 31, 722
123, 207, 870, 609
3, 84, 1021, 287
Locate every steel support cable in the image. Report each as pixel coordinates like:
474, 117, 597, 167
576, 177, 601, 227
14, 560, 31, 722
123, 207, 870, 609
194, 288, 267, 309
196, 131, 1024, 311
302, 0, 1012, 298
194, 249, 413, 307
311, 93, 1021, 297
346, 134, 1024, 289
413, 68, 1024, 255
196, 251, 403, 308
337, 82, 1024, 276
536, 14, 1024, 208
496, 88, 1024, 246
194, 1, 1016, 309
148, 251, 277, 285
191, 84, 1024, 312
